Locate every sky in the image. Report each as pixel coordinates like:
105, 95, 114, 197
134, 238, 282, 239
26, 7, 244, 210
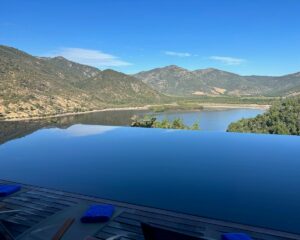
0, 0, 300, 76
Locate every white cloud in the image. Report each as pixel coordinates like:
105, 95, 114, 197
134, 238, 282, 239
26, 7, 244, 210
209, 56, 245, 65
50, 48, 132, 68
164, 51, 192, 57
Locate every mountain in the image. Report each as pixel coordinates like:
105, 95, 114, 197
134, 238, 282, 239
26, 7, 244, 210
2, 45, 300, 120
134, 65, 300, 97
245, 73, 300, 96
0, 45, 164, 119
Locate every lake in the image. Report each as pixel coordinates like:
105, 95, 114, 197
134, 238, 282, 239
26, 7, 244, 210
0, 125, 300, 234
155, 108, 264, 131
0, 108, 264, 145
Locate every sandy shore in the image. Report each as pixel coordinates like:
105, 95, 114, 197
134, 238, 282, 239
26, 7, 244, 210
2, 103, 270, 122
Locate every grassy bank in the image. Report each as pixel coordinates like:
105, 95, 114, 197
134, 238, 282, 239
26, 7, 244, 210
171, 96, 278, 105
149, 102, 204, 112
149, 96, 274, 113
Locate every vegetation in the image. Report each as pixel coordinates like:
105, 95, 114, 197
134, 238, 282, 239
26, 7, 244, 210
0, 45, 165, 119
149, 102, 203, 112
131, 115, 199, 130
0, 45, 296, 121
134, 65, 300, 97
179, 96, 277, 105
227, 97, 300, 135
148, 97, 274, 113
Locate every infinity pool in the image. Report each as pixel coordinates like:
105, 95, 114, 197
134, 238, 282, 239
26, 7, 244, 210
0, 125, 299, 234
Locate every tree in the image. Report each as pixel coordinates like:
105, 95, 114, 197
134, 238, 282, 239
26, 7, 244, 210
131, 115, 200, 130
227, 97, 300, 135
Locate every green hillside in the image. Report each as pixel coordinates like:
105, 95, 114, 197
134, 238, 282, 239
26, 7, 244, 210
134, 66, 300, 97
0, 45, 164, 119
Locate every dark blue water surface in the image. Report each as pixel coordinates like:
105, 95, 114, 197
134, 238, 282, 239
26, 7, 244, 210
0, 125, 300, 234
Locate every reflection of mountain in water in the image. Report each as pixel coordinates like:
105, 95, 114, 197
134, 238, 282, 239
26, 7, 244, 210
0, 110, 147, 144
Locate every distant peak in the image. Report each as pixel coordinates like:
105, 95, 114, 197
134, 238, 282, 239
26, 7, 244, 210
102, 69, 124, 75
163, 65, 188, 71
166, 64, 179, 68
102, 69, 116, 73
53, 56, 67, 61
206, 67, 219, 71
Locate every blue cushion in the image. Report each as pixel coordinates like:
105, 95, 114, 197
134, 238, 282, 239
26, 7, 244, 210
81, 204, 115, 223
0, 185, 21, 197
222, 233, 253, 240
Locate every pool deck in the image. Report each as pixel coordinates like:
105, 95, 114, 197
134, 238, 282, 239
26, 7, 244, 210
0, 180, 299, 240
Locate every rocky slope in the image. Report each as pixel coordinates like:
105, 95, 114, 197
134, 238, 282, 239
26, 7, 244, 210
134, 65, 300, 97
0, 45, 164, 119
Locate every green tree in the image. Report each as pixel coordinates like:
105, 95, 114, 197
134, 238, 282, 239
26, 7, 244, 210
132, 115, 200, 130
227, 97, 300, 135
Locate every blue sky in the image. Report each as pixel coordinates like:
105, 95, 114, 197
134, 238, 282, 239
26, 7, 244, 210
0, 0, 300, 75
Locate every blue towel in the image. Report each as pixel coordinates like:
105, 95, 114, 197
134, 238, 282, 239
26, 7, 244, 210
81, 204, 115, 223
222, 233, 253, 240
0, 185, 21, 197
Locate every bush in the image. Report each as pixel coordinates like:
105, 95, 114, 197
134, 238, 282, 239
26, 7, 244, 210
131, 115, 200, 130
227, 97, 300, 135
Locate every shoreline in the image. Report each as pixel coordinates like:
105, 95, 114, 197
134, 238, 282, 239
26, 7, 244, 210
200, 103, 270, 110
1, 103, 270, 122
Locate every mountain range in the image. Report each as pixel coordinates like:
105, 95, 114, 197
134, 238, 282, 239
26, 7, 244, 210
1, 45, 300, 119
134, 65, 300, 97
0, 45, 164, 119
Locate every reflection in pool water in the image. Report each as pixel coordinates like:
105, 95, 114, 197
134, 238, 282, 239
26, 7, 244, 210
0, 125, 299, 234
63, 125, 119, 137
0, 108, 264, 145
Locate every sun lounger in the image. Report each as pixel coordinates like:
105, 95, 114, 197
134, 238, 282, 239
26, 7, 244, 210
81, 205, 114, 223
0, 185, 21, 197
222, 233, 253, 240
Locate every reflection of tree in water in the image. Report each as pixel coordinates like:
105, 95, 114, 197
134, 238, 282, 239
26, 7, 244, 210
0, 110, 148, 144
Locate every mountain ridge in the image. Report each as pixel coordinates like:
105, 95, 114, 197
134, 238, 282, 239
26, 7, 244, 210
1, 45, 300, 119
136, 64, 300, 78
134, 65, 300, 97
0, 45, 164, 119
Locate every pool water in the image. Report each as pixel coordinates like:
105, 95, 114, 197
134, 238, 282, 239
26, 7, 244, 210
0, 125, 299, 234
